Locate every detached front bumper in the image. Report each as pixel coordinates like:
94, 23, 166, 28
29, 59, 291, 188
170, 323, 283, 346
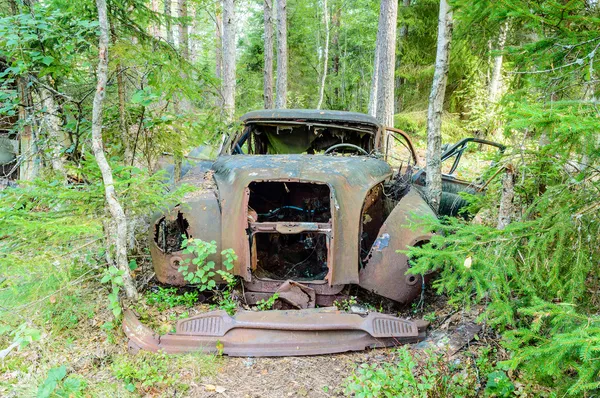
123, 308, 427, 357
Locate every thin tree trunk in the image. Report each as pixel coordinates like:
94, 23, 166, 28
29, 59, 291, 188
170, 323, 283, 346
374, 0, 398, 128
275, 0, 287, 108
215, 2, 223, 107
331, 5, 340, 107
151, 0, 161, 37
116, 65, 131, 164
497, 163, 515, 230
222, 0, 236, 120
93, 0, 138, 301
368, 1, 386, 117
394, 0, 410, 114
17, 75, 38, 180
178, 0, 188, 59
425, 0, 453, 213
263, 0, 274, 109
164, 0, 173, 44
316, 0, 329, 110
488, 21, 508, 104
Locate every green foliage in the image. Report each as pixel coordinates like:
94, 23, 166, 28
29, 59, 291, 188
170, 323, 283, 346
334, 296, 358, 311
0, 322, 41, 349
111, 351, 180, 393
344, 347, 475, 398
255, 293, 279, 311
178, 237, 236, 291
37, 366, 86, 398
100, 266, 125, 318
485, 371, 514, 397
145, 287, 199, 311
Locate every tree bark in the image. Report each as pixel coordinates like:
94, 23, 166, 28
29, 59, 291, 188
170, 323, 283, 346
178, 0, 188, 59
497, 164, 515, 230
164, 0, 173, 44
368, 9, 382, 117
263, 0, 274, 109
374, 0, 398, 128
488, 21, 508, 104
275, 0, 288, 108
331, 5, 340, 107
222, 0, 236, 121
38, 86, 67, 178
93, 0, 138, 301
215, 2, 223, 107
425, 0, 453, 213
17, 75, 38, 180
316, 0, 329, 110
394, 0, 410, 113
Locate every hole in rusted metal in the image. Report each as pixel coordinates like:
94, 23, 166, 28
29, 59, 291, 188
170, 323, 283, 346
360, 184, 385, 263
248, 181, 331, 223
253, 232, 329, 281
154, 211, 190, 253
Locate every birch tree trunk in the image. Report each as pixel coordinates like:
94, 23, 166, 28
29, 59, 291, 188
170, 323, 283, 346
263, 0, 274, 109
316, 0, 329, 110
497, 164, 515, 230
222, 0, 236, 121
93, 0, 138, 301
275, 0, 288, 108
164, 0, 173, 44
425, 0, 453, 213
374, 0, 398, 128
215, 2, 223, 107
488, 21, 508, 104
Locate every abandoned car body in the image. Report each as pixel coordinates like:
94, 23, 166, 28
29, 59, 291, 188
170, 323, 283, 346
125, 109, 488, 356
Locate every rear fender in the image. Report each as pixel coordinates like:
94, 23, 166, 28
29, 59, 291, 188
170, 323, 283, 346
358, 190, 434, 303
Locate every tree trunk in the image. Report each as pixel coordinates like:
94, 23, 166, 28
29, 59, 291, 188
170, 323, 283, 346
331, 5, 340, 107
263, 0, 274, 109
222, 0, 236, 121
17, 75, 38, 180
488, 21, 508, 104
151, 0, 161, 37
178, 0, 188, 59
316, 0, 329, 110
394, 0, 410, 114
368, 17, 381, 117
38, 87, 67, 178
93, 0, 138, 301
497, 164, 515, 230
215, 2, 223, 107
164, 0, 173, 44
425, 0, 453, 213
374, 0, 398, 128
275, 0, 287, 108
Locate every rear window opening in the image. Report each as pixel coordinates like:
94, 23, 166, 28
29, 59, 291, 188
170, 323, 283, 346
253, 232, 329, 281
248, 181, 331, 223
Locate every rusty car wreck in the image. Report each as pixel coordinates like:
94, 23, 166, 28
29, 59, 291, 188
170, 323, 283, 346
124, 109, 500, 356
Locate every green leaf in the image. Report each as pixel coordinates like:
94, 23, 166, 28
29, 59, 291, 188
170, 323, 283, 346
40, 56, 54, 66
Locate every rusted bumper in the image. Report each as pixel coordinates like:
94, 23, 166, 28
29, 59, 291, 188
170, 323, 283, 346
123, 308, 427, 357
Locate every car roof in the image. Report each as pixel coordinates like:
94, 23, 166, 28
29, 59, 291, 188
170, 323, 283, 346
240, 109, 381, 128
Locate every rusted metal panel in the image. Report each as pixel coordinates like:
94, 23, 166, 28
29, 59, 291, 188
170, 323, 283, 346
123, 308, 427, 357
212, 155, 393, 285
151, 190, 222, 285
359, 190, 435, 303
240, 109, 381, 128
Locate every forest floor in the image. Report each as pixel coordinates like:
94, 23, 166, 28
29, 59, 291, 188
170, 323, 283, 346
1, 265, 499, 398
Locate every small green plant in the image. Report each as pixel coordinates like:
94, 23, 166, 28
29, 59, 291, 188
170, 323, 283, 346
37, 366, 86, 398
256, 293, 280, 311
344, 347, 475, 398
334, 296, 358, 311
212, 270, 238, 315
111, 351, 180, 393
145, 287, 199, 310
0, 322, 41, 349
485, 370, 515, 397
100, 266, 125, 318
423, 311, 437, 323
178, 237, 236, 291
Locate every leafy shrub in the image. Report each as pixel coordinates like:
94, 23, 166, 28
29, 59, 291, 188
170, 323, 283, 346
111, 352, 180, 393
256, 293, 279, 311
178, 238, 236, 291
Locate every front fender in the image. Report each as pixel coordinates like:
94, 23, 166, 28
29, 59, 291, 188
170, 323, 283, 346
150, 189, 222, 285
358, 190, 434, 303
